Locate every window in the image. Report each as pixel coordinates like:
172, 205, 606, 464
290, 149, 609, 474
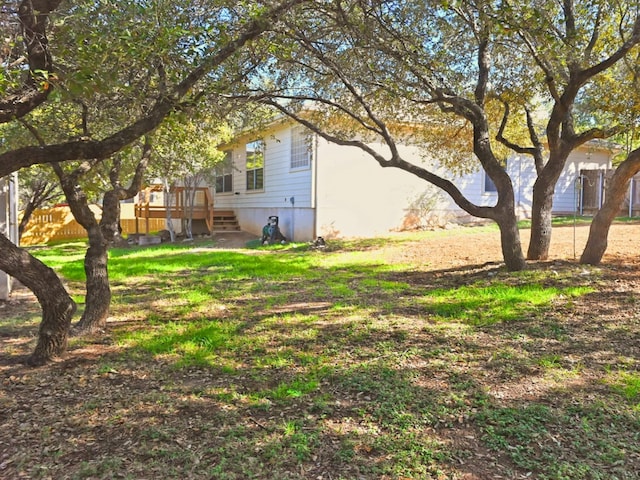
215, 151, 234, 193
483, 172, 498, 193
291, 126, 311, 169
246, 139, 264, 190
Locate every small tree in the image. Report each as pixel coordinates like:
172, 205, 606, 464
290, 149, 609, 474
17, 164, 62, 240
149, 113, 227, 240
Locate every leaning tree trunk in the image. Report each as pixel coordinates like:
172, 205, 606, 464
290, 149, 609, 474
0, 233, 76, 365
18, 201, 37, 241
581, 148, 640, 265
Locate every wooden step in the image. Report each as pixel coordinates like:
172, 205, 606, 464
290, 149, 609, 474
212, 210, 240, 232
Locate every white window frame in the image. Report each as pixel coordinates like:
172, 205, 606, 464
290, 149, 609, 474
214, 151, 234, 194
290, 126, 311, 170
246, 139, 265, 191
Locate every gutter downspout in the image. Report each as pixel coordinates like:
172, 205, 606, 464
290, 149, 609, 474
311, 133, 319, 239
629, 177, 634, 218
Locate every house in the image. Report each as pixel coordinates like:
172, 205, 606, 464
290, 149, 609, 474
0, 173, 19, 300
212, 120, 614, 241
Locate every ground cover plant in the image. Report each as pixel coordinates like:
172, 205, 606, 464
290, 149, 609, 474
1, 224, 640, 479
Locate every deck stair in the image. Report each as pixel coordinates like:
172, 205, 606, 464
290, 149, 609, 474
212, 210, 240, 232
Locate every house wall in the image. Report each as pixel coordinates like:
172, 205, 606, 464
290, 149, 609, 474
215, 124, 316, 240
553, 147, 612, 214
216, 121, 615, 241
314, 139, 510, 238
506, 146, 612, 218
314, 140, 431, 237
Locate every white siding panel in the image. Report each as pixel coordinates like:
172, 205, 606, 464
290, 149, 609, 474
217, 121, 614, 239
314, 139, 489, 237
214, 124, 313, 210
214, 123, 315, 239
552, 150, 610, 214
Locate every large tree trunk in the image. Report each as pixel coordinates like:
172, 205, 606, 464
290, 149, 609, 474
527, 180, 555, 260
581, 148, 640, 265
74, 224, 111, 333
527, 156, 568, 261
492, 202, 527, 271
54, 164, 112, 333
0, 233, 76, 365
74, 189, 125, 332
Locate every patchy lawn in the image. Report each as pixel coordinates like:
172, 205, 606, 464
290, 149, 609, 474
1, 224, 640, 479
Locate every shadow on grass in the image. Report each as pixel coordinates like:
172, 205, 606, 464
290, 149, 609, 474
3, 244, 640, 478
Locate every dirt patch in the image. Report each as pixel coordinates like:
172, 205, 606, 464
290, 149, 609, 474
382, 222, 639, 269
211, 231, 261, 248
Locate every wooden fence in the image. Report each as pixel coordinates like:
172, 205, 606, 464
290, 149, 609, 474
20, 206, 167, 246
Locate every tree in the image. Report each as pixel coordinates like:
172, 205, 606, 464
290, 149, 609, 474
494, 2, 640, 260
579, 46, 640, 264
52, 140, 151, 333
580, 146, 640, 264
247, 0, 528, 269
149, 112, 228, 240
1, 0, 309, 364
0, 0, 75, 365
17, 165, 62, 240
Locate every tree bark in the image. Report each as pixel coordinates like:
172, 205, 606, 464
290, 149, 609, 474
495, 208, 527, 271
581, 148, 640, 265
74, 224, 111, 333
0, 0, 62, 123
527, 178, 556, 260
53, 162, 112, 333
0, 232, 76, 365
74, 187, 131, 332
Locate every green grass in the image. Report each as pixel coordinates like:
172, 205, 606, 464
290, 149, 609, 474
421, 283, 594, 325
4, 233, 637, 479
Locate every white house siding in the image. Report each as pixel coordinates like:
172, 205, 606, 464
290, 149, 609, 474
314, 139, 498, 238
217, 122, 615, 240
505, 146, 612, 218
215, 124, 316, 240
552, 148, 611, 214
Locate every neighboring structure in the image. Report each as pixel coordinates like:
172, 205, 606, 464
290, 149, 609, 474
0, 173, 19, 300
213, 120, 615, 241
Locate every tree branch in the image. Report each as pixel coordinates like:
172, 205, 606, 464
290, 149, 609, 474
0, 0, 306, 178
0, 0, 63, 123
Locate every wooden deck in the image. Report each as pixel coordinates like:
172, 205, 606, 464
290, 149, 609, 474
134, 186, 239, 234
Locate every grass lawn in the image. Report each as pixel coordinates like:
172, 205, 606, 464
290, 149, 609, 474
1, 228, 639, 479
